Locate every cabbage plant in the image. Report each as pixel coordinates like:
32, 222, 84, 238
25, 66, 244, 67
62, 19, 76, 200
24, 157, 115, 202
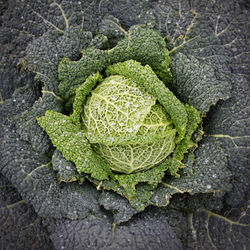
1, 1, 248, 248
36, 25, 206, 210
0, 20, 233, 217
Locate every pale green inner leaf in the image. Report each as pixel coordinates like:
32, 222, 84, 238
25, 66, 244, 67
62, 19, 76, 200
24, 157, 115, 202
94, 130, 176, 174
83, 74, 176, 174
84, 75, 156, 137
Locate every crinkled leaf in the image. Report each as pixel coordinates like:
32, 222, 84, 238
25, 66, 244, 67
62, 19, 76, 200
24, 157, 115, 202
98, 15, 126, 47
109, 25, 172, 82
18, 26, 106, 153
37, 110, 112, 180
84, 74, 156, 137
58, 25, 172, 102
206, 74, 250, 208
87, 159, 182, 211
0, 84, 40, 122
87, 131, 174, 146
50, 211, 183, 250
150, 137, 232, 207
26, 27, 106, 92
70, 72, 103, 128
94, 130, 176, 174
170, 53, 231, 113
82, 72, 177, 174
137, 104, 173, 135
0, 174, 53, 250
26, 27, 95, 93
52, 150, 85, 183
0, 0, 248, 248
173, 104, 202, 161
106, 60, 188, 140
16, 93, 64, 154
58, 49, 110, 100
113, 158, 183, 198
99, 191, 138, 224
189, 203, 250, 249
0, 120, 107, 220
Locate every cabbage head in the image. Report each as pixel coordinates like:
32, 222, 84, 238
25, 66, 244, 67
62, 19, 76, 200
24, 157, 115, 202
84, 74, 176, 174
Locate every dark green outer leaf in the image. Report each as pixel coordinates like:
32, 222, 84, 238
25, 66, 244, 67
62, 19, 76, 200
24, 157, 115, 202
170, 53, 231, 113
0, 122, 106, 221
154, 0, 249, 217
149, 137, 232, 207
58, 25, 172, 102
19, 26, 108, 154
52, 150, 84, 183
58, 48, 109, 101
189, 202, 250, 249
1, 1, 249, 249
50, 211, 183, 250
206, 74, 250, 208
98, 15, 127, 47
0, 174, 53, 250
16, 93, 64, 155
99, 191, 139, 224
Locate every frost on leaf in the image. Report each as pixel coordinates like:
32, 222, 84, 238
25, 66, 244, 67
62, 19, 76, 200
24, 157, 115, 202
37, 111, 113, 180
84, 75, 156, 137
83, 67, 177, 174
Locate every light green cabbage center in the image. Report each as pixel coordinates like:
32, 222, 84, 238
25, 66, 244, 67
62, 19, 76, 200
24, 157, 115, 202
83, 75, 176, 174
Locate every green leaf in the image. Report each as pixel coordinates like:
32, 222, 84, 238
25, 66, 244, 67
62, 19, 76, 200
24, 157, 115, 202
19, 27, 106, 153
88, 159, 182, 211
95, 130, 176, 174
150, 137, 232, 207
26, 27, 99, 93
114, 158, 183, 199
58, 25, 173, 103
70, 72, 103, 128
83, 74, 156, 137
87, 130, 174, 146
173, 104, 202, 161
58, 48, 110, 100
52, 150, 85, 183
109, 25, 172, 82
106, 60, 188, 141
170, 53, 231, 113
37, 110, 112, 180
82, 73, 177, 174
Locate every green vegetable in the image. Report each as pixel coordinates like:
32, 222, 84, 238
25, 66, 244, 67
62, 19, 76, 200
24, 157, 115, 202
1, 1, 249, 249
83, 66, 176, 174
4, 20, 231, 215
37, 24, 203, 208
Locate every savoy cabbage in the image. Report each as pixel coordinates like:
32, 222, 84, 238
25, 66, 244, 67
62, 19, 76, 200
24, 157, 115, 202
0, 0, 249, 249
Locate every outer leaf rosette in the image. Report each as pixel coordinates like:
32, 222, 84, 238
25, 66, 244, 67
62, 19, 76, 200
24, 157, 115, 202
9, 23, 230, 215
37, 55, 202, 210
35, 25, 205, 211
